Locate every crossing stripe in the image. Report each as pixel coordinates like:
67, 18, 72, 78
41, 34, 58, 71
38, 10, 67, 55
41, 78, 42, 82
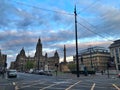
65, 80, 81, 90
112, 84, 120, 90
40, 83, 60, 90
91, 83, 95, 90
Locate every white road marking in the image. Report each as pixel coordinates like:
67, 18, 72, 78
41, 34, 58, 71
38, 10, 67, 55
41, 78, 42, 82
15, 86, 19, 90
13, 82, 16, 85
65, 80, 81, 90
91, 83, 95, 90
18, 80, 46, 89
112, 84, 120, 90
40, 83, 60, 90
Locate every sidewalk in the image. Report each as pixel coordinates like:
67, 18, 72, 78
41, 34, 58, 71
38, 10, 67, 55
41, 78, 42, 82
55, 72, 119, 80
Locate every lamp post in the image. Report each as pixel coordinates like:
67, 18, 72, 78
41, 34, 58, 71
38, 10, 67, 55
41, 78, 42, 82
21, 63, 23, 72
107, 61, 110, 78
55, 63, 58, 80
89, 48, 93, 68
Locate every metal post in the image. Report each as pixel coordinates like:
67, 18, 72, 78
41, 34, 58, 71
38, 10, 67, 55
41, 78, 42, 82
89, 48, 93, 68
74, 5, 79, 77
38, 53, 40, 70
107, 61, 110, 78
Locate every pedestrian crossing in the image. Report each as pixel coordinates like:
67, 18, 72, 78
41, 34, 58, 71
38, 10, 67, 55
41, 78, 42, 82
12, 79, 120, 90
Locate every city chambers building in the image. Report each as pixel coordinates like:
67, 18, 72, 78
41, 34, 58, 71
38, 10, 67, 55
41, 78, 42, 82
12, 38, 59, 72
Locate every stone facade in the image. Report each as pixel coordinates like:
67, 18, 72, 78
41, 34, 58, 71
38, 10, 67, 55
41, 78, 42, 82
12, 38, 59, 71
59, 45, 70, 72
0, 50, 7, 71
73, 46, 110, 71
109, 39, 120, 71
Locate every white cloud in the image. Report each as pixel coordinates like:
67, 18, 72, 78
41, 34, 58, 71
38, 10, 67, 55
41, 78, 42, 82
0, 0, 119, 67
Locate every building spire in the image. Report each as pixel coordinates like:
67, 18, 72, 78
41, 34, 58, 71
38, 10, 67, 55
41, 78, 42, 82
35, 38, 42, 57
38, 37, 41, 44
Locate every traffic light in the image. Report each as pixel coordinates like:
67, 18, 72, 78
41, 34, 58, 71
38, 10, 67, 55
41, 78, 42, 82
107, 62, 110, 68
81, 56, 83, 63
55, 63, 58, 68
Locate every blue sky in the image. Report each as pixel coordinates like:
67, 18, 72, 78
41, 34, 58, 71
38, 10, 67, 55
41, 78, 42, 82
0, 0, 120, 68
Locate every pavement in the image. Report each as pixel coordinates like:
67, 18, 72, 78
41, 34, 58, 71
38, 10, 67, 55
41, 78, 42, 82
56, 72, 118, 79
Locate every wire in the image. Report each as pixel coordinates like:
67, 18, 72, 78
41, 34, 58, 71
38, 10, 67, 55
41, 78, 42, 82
13, 0, 113, 42
77, 21, 113, 42
77, 15, 113, 37
13, 0, 74, 16
77, 0, 101, 14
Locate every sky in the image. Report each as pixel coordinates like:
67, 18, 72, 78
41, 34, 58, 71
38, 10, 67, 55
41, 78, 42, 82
0, 0, 120, 68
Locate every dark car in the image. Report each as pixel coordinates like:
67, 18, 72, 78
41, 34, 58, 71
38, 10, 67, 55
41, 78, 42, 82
43, 71, 52, 76
7, 69, 17, 78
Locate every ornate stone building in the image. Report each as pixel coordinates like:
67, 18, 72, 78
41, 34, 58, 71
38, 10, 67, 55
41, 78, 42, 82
73, 46, 110, 72
0, 50, 7, 71
12, 38, 59, 71
109, 39, 120, 72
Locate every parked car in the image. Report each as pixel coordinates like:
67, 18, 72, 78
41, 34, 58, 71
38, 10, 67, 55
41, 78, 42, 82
28, 69, 34, 73
38, 70, 45, 75
7, 69, 17, 78
43, 71, 52, 76
32, 70, 43, 75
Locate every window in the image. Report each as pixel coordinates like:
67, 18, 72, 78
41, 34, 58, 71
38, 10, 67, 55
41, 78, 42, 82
115, 48, 119, 63
118, 65, 120, 70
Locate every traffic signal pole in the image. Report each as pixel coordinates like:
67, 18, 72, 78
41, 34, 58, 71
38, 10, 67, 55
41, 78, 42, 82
74, 6, 80, 77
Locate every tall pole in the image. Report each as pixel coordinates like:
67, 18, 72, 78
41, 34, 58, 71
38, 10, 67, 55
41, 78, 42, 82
74, 5, 79, 77
89, 47, 93, 68
64, 45, 67, 63
38, 53, 40, 70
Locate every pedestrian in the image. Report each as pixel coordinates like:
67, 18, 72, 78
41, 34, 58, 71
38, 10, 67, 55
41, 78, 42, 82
1, 69, 5, 78
101, 70, 103, 75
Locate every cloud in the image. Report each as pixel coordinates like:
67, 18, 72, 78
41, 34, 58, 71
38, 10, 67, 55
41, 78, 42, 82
77, 0, 120, 39
0, 0, 11, 27
0, 0, 118, 68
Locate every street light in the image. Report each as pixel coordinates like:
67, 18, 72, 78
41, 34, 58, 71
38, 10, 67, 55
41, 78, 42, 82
55, 63, 58, 77
21, 63, 23, 72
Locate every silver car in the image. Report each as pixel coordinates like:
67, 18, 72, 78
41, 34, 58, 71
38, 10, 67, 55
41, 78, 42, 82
7, 69, 17, 78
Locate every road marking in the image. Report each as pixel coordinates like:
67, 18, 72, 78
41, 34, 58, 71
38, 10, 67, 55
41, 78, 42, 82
91, 83, 95, 90
19, 80, 46, 89
12, 82, 19, 90
13, 82, 16, 85
40, 83, 60, 90
112, 84, 120, 90
65, 80, 81, 90
15, 86, 19, 90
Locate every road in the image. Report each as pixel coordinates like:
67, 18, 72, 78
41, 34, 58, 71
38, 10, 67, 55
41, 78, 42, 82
0, 72, 120, 90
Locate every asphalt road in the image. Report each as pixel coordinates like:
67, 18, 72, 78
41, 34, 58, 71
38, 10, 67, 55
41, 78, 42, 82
0, 72, 120, 90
